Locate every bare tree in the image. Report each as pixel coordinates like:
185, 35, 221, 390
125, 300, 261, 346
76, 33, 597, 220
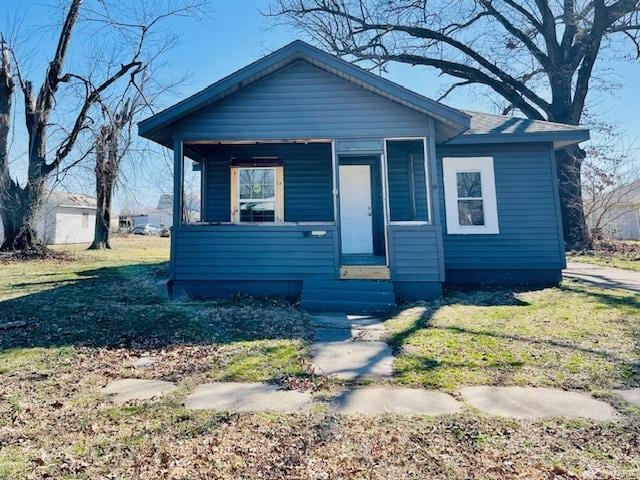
89, 101, 134, 250
270, 0, 640, 249
582, 142, 640, 240
0, 0, 204, 251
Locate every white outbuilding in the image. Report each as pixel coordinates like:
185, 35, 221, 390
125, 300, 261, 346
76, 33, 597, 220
0, 191, 97, 245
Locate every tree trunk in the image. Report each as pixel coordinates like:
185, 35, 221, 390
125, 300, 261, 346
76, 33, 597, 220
548, 93, 591, 250
89, 181, 112, 250
89, 123, 119, 250
555, 146, 591, 250
89, 130, 112, 250
0, 182, 45, 251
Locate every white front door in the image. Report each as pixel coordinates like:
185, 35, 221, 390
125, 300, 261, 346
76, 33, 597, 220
339, 164, 373, 254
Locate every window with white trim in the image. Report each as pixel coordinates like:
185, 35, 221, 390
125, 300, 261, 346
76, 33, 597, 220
230, 166, 284, 223
443, 156, 499, 234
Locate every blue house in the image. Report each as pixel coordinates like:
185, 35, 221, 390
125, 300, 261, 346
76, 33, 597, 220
139, 40, 589, 313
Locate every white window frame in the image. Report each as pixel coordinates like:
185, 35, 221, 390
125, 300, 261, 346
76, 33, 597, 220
443, 156, 499, 234
230, 166, 284, 224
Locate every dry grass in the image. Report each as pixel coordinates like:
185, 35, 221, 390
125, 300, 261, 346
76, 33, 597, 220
568, 239, 640, 272
1, 236, 640, 478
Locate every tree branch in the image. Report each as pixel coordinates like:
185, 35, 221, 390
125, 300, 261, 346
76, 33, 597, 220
45, 60, 144, 175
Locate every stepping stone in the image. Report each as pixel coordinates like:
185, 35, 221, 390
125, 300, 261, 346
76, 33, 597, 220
102, 379, 176, 404
184, 382, 312, 412
333, 386, 462, 415
310, 341, 394, 379
130, 356, 158, 369
459, 386, 619, 421
614, 388, 640, 407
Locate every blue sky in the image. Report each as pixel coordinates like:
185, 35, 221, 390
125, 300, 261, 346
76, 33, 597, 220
5, 0, 640, 210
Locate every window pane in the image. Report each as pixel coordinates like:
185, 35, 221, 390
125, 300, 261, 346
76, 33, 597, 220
240, 201, 275, 222
457, 172, 482, 198
240, 183, 252, 199
239, 168, 275, 201
458, 200, 484, 226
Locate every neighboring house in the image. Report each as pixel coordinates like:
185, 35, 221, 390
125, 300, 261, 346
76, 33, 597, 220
0, 191, 97, 245
585, 180, 640, 240
133, 210, 173, 228
133, 194, 200, 227
138, 40, 589, 312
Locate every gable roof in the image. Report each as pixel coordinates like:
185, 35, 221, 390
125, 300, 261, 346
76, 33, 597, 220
139, 40, 589, 150
451, 110, 590, 149
47, 191, 97, 209
138, 40, 471, 146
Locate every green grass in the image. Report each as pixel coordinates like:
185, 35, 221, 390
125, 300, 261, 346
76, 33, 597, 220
0, 236, 311, 372
387, 283, 640, 391
1, 236, 640, 478
567, 252, 640, 272
210, 340, 309, 382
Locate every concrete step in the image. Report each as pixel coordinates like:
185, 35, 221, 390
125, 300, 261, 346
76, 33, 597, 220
301, 289, 396, 303
300, 299, 396, 315
304, 279, 394, 292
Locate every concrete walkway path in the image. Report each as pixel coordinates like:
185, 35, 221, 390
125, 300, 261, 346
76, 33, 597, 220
564, 261, 640, 292
332, 386, 462, 415
102, 379, 176, 404
459, 386, 619, 420
100, 311, 636, 419
614, 388, 640, 407
309, 313, 395, 380
185, 382, 312, 412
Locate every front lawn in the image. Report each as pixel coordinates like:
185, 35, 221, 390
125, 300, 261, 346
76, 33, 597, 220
1, 236, 639, 478
387, 284, 640, 391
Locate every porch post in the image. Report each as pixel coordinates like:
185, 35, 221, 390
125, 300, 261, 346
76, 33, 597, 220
169, 137, 183, 281
172, 137, 184, 228
331, 139, 338, 223
426, 118, 438, 225
380, 144, 390, 266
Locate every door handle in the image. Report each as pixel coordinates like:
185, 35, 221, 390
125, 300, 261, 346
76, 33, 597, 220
367, 206, 372, 217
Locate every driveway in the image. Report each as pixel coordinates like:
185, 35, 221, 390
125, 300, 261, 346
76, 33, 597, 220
564, 261, 640, 293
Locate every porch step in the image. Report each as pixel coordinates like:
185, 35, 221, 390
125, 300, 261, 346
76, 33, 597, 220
340, 265, 390, 280
300, 279, 397, 315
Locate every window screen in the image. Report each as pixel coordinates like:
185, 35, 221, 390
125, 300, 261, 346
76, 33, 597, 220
385, 139, 428, 222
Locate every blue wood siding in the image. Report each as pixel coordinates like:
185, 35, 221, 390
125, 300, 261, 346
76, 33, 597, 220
386, 140, 428, 221
203, 143, 333, 223
173, 225, 338, 280
389, 225, 443, 281
176, 60, 431, 140
436, 143, 564, 270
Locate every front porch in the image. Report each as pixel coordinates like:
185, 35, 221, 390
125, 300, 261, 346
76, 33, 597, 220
170, 137, 444, 303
